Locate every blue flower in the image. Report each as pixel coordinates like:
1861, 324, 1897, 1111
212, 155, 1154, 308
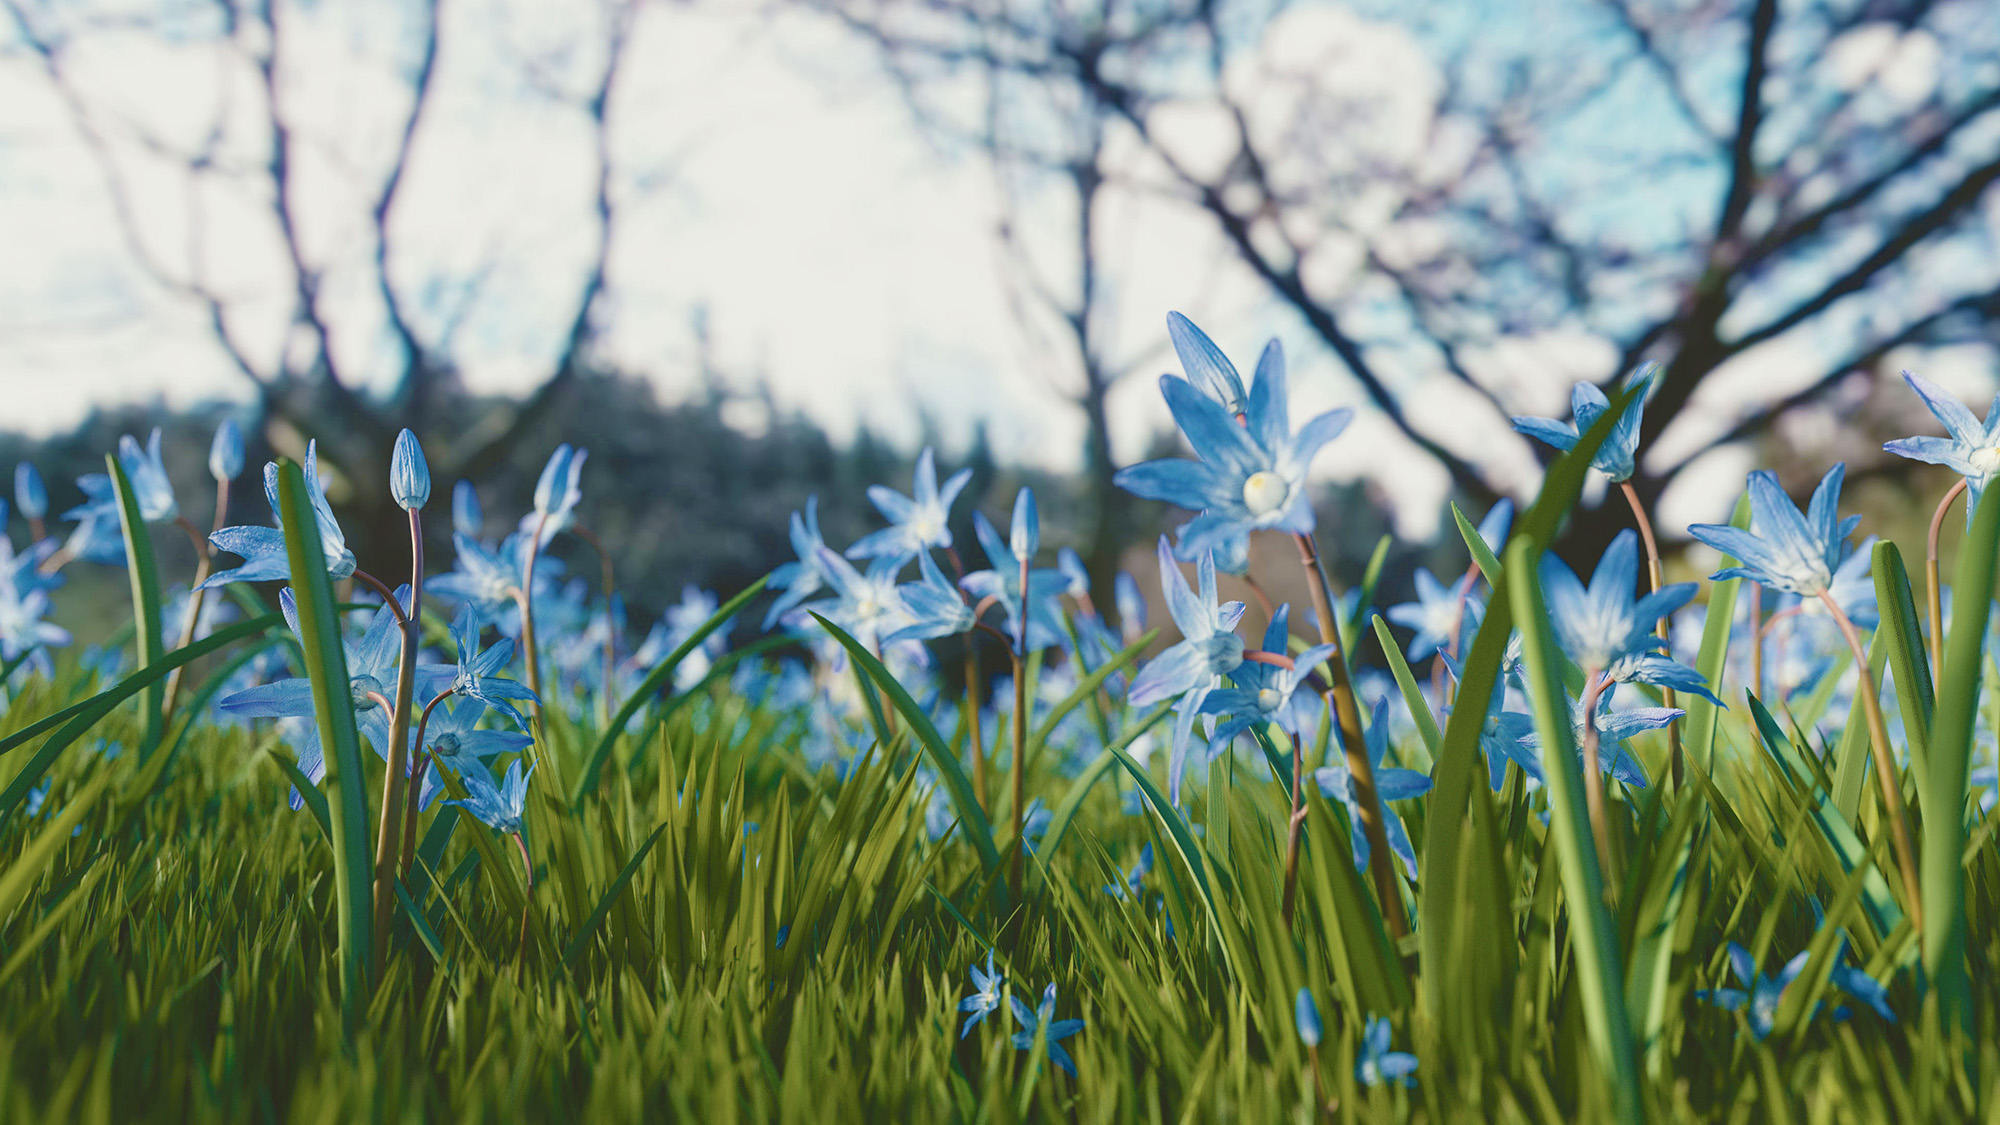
1883, 370, 2000, 523
1688, 464, 1859, 597
408, 698, 534, 811
202, 442, 357, 588
14, 462, 45, 522
1104, 842, 1154, 899
1294, 988, 1323, 1048
447, 759, 533, 836
885, 549, 974, 644
1697, 942, 1808, 1040
1519, 696, 1680, 788
1166, 310, 1249, 414
1199, 606, 1334, 744
117, 428, 179, 523
766, 497, 831, 629
452, 480, 483, 538
1127, 538, 1245, 803
209, 419, 244, 482
1010, 983, 1086, 1078
390, 428, 430, 511
0, 554, 71, 677
806, 546, 914, 650
519, 444, 587, 548
959, 492, 1068, 653
656, 585, 731, 691
1510, 364, 1658, 483
1354, 1014, 1418, 1088
430, 532, 532, 629
60, 476, 128, 565
1114, 571, 1146, 643
846, 447, 972, 564
449, 604, 538, 725
1314, 697, 1430, 879
1440, 653, 1539, 792
958, 950, 1005, 1038
1387, 569, 1482, 662
1539, 530, 1717, 703
1116, 330, 1352, 559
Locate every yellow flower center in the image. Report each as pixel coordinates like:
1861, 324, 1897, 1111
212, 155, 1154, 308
1242, 471, 1288, 516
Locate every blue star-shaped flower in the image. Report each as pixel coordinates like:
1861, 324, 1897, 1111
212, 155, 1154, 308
447, 759, 533, 836
1354, 1014, 1418, 1088
846, 447, 973, 564
1510, 364, 1658, 483
958, 950, 1005, 1038
767, 496, 831, 629
1199, 605, 1333, 745
1539, 530, 1717, 703
1010, 983, 1086, 1078
959, 491, 1068, 654
1314, 697, 1430, 879
1387, 568, 1483, 662
1127, 537, 1246, 804
202, 442, 357, 588
886, 549, 974, 644
448, 604, 538, 725
1688, 464, 1859, 598
1884, 369, 2000, 524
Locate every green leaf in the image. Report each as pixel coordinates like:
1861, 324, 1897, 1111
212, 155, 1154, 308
574, 575, 768, 804
273, 457, 372, 1027
1370, 616, 1442, 757
0, 615, 282, 819
1450, 501, 1503, 588
1923, 477, 2000, 1038
1685, 494, 1749, 777
393, 878, 448, 965
106, 455, 165, 759
1871, 541, 1933, 786
1507, 534, 1643, 1122
561, 822, 668, 967
808, 612, 1000, 872
270, 748, 332, 846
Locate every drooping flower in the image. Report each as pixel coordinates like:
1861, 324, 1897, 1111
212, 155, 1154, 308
959, 491, 1068, 654
1116, 330, 1352, 561
202, 442, 357, 588
1539, 530, 1717, 703
886, 549, 975, 644
1127, 538, 1246, 803
519, 444, 587, 548
1315, 697, 1430, 879
766, 497, 831, 629
14, 462, 46, 523
845, 447, 972, 564
116, 428, 179, 523
447, 759, 533, 836
1199, 606, 1333, 744
1294, 988, 1323, 1048
209, 419, 244, 482
390, 428, 430, 511
1688, 464, 1859, 597
1883, 370, 2000, 523
452, 480, 483, 538
958, 950, 1005, 1039
1009, 983, 1086, 1078
1387, 569, 1483, 663
1354, 1014, 1418, 1088
1510, 364, 1659, 483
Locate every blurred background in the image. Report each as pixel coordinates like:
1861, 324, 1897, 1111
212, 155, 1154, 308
2, 0, 1997, 634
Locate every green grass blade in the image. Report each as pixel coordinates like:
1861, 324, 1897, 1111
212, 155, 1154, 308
1370, 616, 1442, 756
1419, 380, 1638, 1028
1685, 494, 1749, 776
1923, 478, 2000, 1038
0, 615, 281, 818
561, 822, 667, 967
270, 748, 333, 845
1027, 628, 1157, 767
1450, 501, 1503, 585
1507, 535, 1643, 1120
1625, 785, 1702, 1076
1345, 533, 1393, 646
1830, 634, 1890, 824
574, 575, 768, 804
808, 612, 1000, 872
1040, 702, 1171, 856
106, 455, 165, 758
1872, 540, 1933, 783
274, 457, 372, 1026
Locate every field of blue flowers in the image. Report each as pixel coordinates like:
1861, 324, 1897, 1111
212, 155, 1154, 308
0, 312, 1996, 1120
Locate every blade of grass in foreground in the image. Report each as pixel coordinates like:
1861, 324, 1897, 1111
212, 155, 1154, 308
1508, 536, 1643, 1121
1923, 480, 2000, 1041
107, 456, 165, 759
274, 457, 372, 1030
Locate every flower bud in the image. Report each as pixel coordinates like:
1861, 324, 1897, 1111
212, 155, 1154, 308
390, 429, 430, 511
209, 419, 244, 482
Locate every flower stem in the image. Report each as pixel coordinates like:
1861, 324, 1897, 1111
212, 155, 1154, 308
1292, 531, 1406, 939
1747, 582, 1763, 698
1927, 477, 1967, 680
1619, 481, 1681, 788
399, 689, 454, 880
1280, 732, 1308, 925
965, 642, 987, 813
1010, 551, 1029, 903
1817, 589, 1925, 934
517, 511, 553, 733
161, 501, 223, 723
370, 507, 423, 975
574, 524, 618, 729
1577, 670, 1617, 885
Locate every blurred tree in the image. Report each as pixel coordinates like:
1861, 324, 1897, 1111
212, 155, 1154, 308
810, 0, 2000, 559
1, 0, 655, 563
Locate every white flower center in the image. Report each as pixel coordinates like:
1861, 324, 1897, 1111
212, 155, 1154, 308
1242, 471, 1288, 516
1972, 446, 2000, 476
1256, 687, 1283, 713
908, 512, 943, 544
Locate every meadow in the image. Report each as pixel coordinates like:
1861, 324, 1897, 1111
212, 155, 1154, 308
0, 314, 1995, 1122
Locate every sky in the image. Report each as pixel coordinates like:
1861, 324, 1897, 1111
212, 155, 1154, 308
2, 0, 1993, 543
